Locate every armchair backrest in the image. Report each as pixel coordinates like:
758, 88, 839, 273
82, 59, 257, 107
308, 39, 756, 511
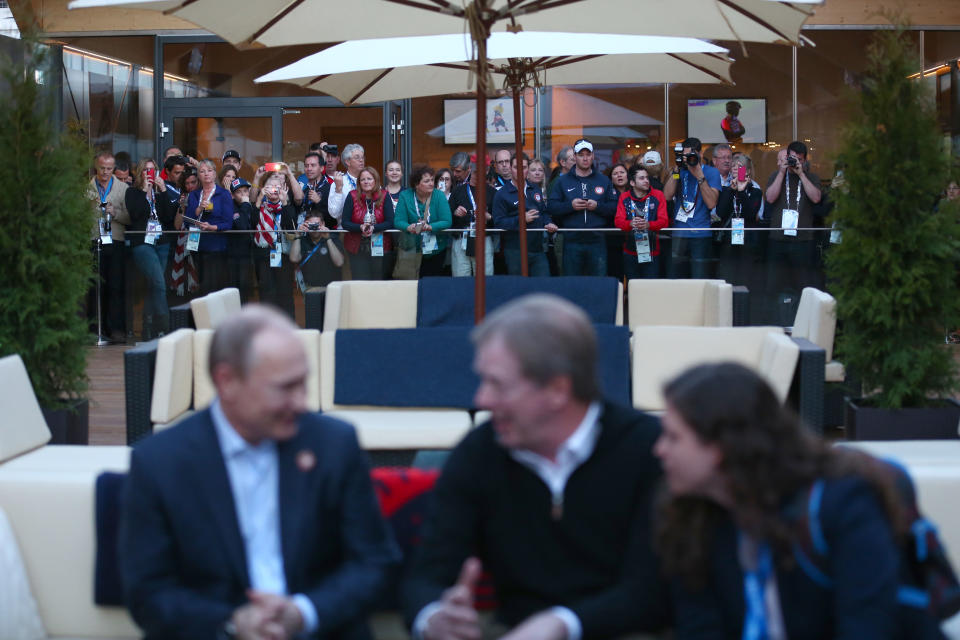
190, 287, 242, 330
323, 281, 418, 330
0, 354, 51, 463
631, 326, 797, 412
793, 287, 837, 362
628, 279, 732, 328
149, 329, 194, 425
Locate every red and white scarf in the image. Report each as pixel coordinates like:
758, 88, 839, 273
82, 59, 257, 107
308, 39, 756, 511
255, 200, 283, 248
169, 230, 199, 295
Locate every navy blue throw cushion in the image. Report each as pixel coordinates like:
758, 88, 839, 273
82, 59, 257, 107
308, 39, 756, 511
94, 471, 126, 606
416, 276, 620, 327
334, 328, 479, 408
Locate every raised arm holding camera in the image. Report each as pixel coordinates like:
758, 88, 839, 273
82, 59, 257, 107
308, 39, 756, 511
662, 137, 721, 278
764, 140, 823, 323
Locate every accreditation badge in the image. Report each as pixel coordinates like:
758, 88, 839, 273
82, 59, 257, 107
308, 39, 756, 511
421, 231, 438, 254
270, 248, 282, 268
782, 209, 799, 237
731, 218, 745, 246
145, 219, 162, 245
186, 227, 200, 252
371, 233, 384, 257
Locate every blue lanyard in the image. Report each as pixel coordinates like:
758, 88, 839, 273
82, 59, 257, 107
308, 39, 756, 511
97, 177, 114, 204
741, 535, 773, 640
680, 172, 699, 213
299, 238, 325, 269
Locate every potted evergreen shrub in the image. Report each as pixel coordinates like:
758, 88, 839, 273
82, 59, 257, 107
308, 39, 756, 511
0, 38, 94, 443
827, 26, 960, 440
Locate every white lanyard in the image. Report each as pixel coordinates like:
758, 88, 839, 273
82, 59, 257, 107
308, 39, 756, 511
784, 174, 801, 211
414, 196, 430, 223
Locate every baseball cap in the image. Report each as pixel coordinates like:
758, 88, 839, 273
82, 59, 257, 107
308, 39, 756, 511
573, 139, 593, 154
230, 177, 251, 192
222, 149, 241, 162
641, 150, 662, 166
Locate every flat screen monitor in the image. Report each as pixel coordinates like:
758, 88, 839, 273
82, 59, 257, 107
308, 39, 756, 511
686, 98, 767, 144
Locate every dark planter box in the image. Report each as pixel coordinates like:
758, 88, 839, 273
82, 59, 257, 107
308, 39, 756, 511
845, 398, 960, 440
41, 398, 89, 445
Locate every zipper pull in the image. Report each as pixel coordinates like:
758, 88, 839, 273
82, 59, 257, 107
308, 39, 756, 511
551, 494, 563, 521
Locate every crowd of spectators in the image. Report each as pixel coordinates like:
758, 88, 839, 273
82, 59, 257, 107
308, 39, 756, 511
88, 136, 845, 341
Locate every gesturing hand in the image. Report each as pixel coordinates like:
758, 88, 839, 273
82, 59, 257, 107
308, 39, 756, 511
424, 557, 483, 640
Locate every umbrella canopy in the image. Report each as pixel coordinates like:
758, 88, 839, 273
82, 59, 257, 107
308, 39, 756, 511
68, 0, 820, 49
255, 32, 733, 104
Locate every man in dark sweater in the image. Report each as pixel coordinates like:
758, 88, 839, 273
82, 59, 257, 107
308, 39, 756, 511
403, 295, 666, 640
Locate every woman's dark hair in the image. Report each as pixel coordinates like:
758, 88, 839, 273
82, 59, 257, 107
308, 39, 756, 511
409, 164, 435, 189
607, 162, 629, 190
179, 166, 197, 192
656, 362, 904, 587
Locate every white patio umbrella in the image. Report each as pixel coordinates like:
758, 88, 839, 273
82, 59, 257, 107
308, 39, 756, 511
67, 0, 819, 49
254, 32, 731, 276
255, 33, 732, 105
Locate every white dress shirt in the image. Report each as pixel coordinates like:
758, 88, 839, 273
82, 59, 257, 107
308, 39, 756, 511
211, 400, 318, 633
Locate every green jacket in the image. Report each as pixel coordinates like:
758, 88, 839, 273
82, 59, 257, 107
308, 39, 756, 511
394, 188, 452, 254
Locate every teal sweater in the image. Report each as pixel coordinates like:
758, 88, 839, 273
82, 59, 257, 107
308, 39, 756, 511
394, 189, 452, 254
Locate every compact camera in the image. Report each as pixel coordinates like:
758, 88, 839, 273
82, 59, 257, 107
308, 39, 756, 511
787, 156, 799, 168
307, 222, 321, 231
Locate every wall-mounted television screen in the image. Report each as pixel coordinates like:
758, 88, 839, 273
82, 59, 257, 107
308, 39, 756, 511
687, 98, 767, 144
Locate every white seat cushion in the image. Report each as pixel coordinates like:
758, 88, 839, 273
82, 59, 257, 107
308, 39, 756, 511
297, 330, 322, 412
325, 281, 418, 330
0, 355, 51, 463
192, 329, 216, 410
325, 409, 473, 449
0, 449, 138, 638
632, 326, 785, 411
825, 360, 846, 383
149, 329, 194, 425
0, 506, 46, 640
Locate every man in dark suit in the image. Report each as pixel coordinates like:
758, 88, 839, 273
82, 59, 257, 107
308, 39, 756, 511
120, 305, 399, 639
403, 295, 667, 640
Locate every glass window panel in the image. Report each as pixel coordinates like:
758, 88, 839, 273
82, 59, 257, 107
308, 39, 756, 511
281, 106, 383, 176
539, 85, 663, 176
58, 36, 154, 162
670, 42, 792, 183
162, 42, 333, 99
173, 116, 271, 180
798, 30, 921, 179
923, 31, 960, 148
410, 91, 535, 176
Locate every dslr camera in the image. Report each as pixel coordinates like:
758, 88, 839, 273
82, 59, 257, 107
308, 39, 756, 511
787, 155, 799, 169
674, 144, 700, 168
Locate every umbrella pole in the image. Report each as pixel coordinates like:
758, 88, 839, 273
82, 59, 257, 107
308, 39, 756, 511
474, 73, 488, 324
512, 84, 529, 277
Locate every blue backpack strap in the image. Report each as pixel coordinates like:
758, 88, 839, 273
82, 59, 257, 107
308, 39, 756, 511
808, 479, 829, 555
792, 479, 834, 589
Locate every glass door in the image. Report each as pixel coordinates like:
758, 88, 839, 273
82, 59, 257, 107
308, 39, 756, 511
164, 106, 279, 181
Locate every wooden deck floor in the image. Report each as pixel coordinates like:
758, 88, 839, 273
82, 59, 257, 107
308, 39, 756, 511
87, 344, 130, 446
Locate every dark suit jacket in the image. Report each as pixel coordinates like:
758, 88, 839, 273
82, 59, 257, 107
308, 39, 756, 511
402, 401, 668, 638
119, 408, 400, 640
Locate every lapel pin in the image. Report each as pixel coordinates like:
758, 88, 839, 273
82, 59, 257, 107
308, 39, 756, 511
296, 449, 316, 473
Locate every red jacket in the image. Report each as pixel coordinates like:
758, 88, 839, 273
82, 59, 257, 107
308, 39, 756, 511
614, 189, 668, 256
